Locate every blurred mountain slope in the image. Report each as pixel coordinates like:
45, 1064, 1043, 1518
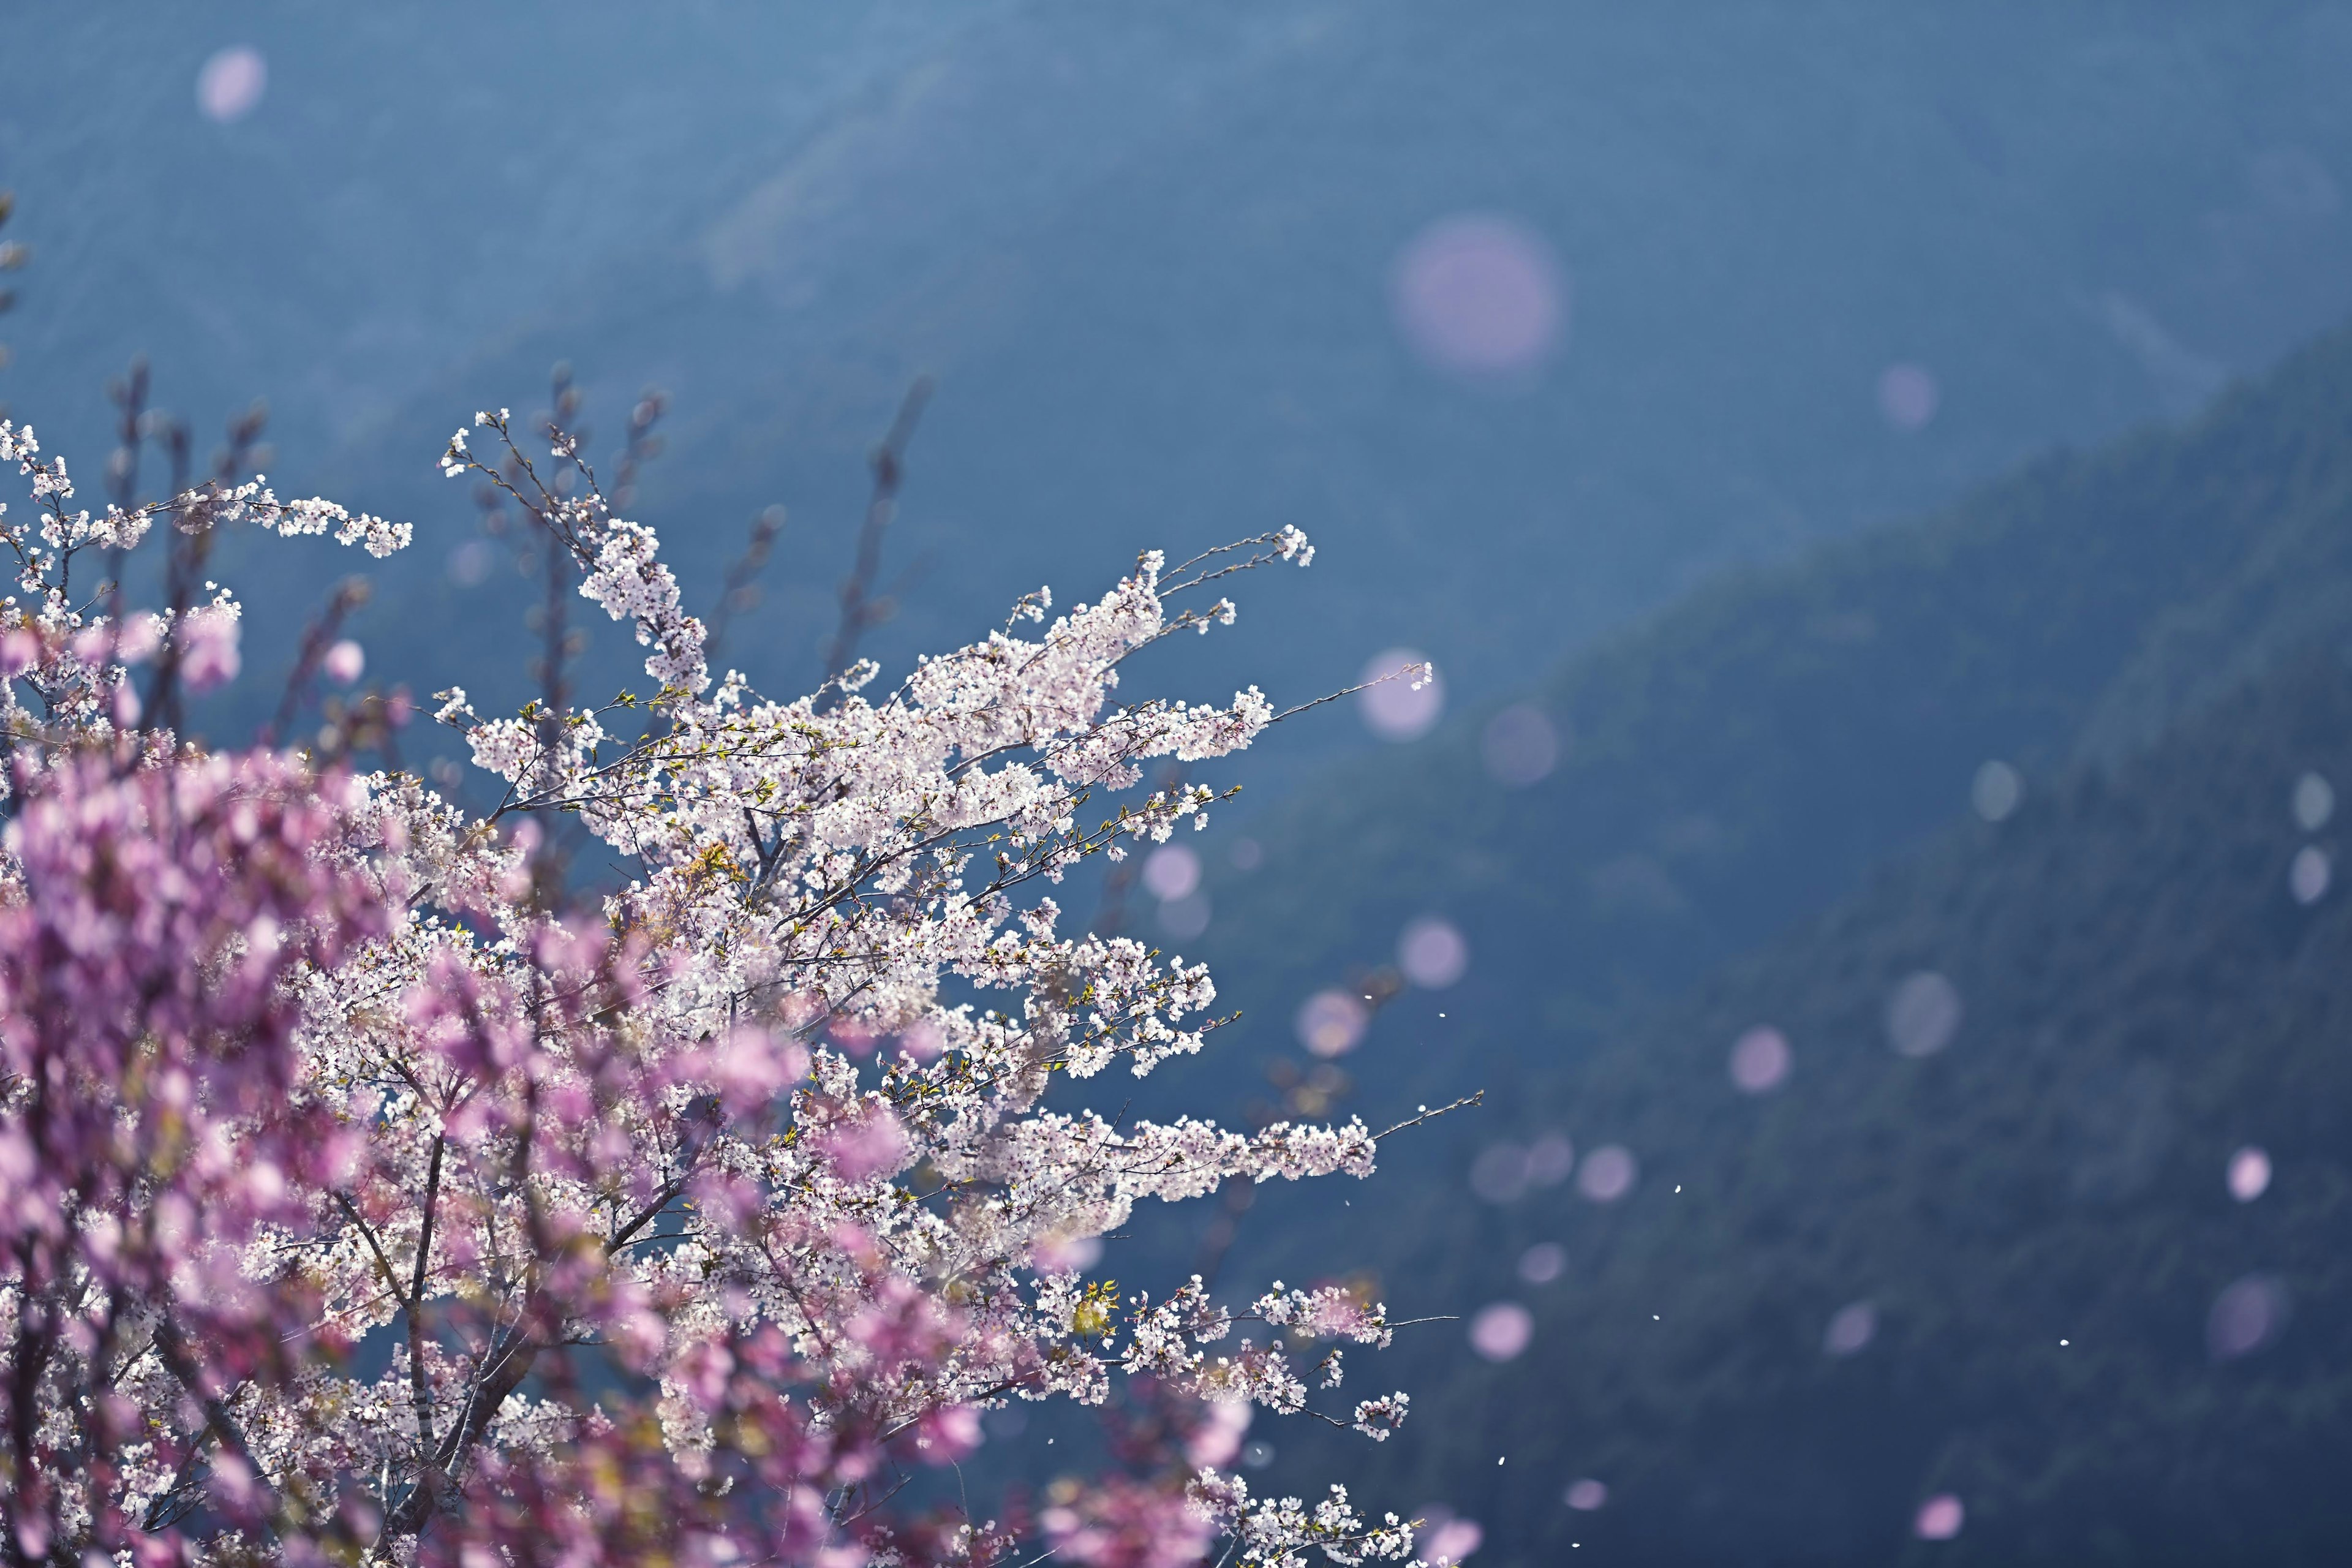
1134, 318, 2352, 1564
312, 0, 2352, 742
1188, 320, 2352, 1107
1282, 647, 2352, 1567
13, 4, 2352, 766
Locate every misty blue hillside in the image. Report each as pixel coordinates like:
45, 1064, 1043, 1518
1078, 320, 2352, 1562
1276, 648, 2352, 1567
1182, 320, 2352, 1111
12, 2, 2352, 782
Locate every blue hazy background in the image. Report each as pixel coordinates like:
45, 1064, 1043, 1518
10, 3, 2352, 1561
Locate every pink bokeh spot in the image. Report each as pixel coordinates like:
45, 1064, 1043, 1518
1564, 1479, 1608, 1512
2208, 1274, 2290, 1360
1525, 1131, 1575, 1186
1392, 215, 1565, 379
1143, 843, 1202, 902
1398, 916, 1469, 989
1887, 971, 1962, 1058
1577, 1144, 1637, 1204
1480, 704, 1560, 786
1914, 1494, 1964, 1540
2290, 845, 2331, 905
1295, 989, 1370, 1058
322, 639, 366, 686
1518, 1242, 1566, 1284
1728, 1025, 1792, 1094
1185, 1400, 1251, 1469
198, 46, 268, 123
1028, 1234, 1102, 1275
2228, 1145, 2272, 1202
1359, 648, 1444, 741
1419, 1515, 1483, 1564
1469, 1142, 1529, 1204
1468, 1302, 1532, 1362
178, 609, 243, 695
1878, 362, 1940, 431
1823, 1299, 1877, 1357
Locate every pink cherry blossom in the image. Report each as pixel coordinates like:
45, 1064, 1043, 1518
0, 402, 1434, 1568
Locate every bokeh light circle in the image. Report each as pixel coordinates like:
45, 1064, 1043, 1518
1878, 363, 1940, 431
1398, 916, 1469, 988
1564, 1479, 1608, 1512
1359, 648, 1444, 741
1295, 989, 1370, 1058
1143, 843, 1201, 902
1418, 1514, 1482, 1564
1518, 1242, 1566, 1284
1184, 1400, 1251, 1469
1728, 1025, 1792, 1094
1823, 1299, 1877, 1357
1577, 1144, 1638, 1203
1972, 759, 2022, 822
1525, 1131, 1575, 1186
322, 639, 365, 686
1468, 1302, 1533, 1362
2290, 845, 2331, 905
1887, 971, 1962, 1058
198, 46, 268, 123
1156, 891, 1210, 941
1030, 1233, 1102, 1274
1390, 214, 1564, 379
2293, 771, 2335, 832
1913, 1494, 1964, 1540
1481, 704, 1561, 787
1469, 1143, 1530, 1204
2228, 1145, 2272, 1202
448, 540, 496, 587
2207, 1274, 2290, 1360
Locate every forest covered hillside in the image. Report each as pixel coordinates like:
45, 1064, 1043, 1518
1278, 647, 2352, 1566
1108, 321, 2352, 1562
1182, 321, 2352, 1110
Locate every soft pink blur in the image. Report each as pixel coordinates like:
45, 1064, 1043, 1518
322, 638, 366, 685
178, 608, 243, 694
1470, 1143, 1529, 1204
1913, 1494, 1964, 1540
1295, 989, 1370, 1058
1887, 971, 1962, 1057
1728, 1025, 1792, 1094
1415, 1510, 1483, 1564
1185, 1400, 1251, 1469
1564, 1479, 1608, 1512
1577, 1144, 1638, 1203
1517, 1242, 1566, 1284
1398, 916, 1469, 988
1144, 843, 1202, 901
1030, 1233, 1103, 1274
1480, 704, 1560, 786
1468, 1302, 1533, 1362
2207, 1274, 2290, 1360
1392, 214, 1565, 379
2228, 1145, 2272, 1202
197, 46, 268, 123
1359, 648, 1444, 741
1878, 363, 1940, 431
2290, 845, 2331, 905
1525, 1131, 1575, 1186
1823, 1299, 1877, 1357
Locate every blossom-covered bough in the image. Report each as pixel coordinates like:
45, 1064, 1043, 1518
0, 402, 1453, 1568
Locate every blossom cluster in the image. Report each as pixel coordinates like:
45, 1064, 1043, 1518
0, 404, 1431, 1568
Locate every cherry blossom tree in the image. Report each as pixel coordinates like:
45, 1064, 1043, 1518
0, 397, 1449, 1568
